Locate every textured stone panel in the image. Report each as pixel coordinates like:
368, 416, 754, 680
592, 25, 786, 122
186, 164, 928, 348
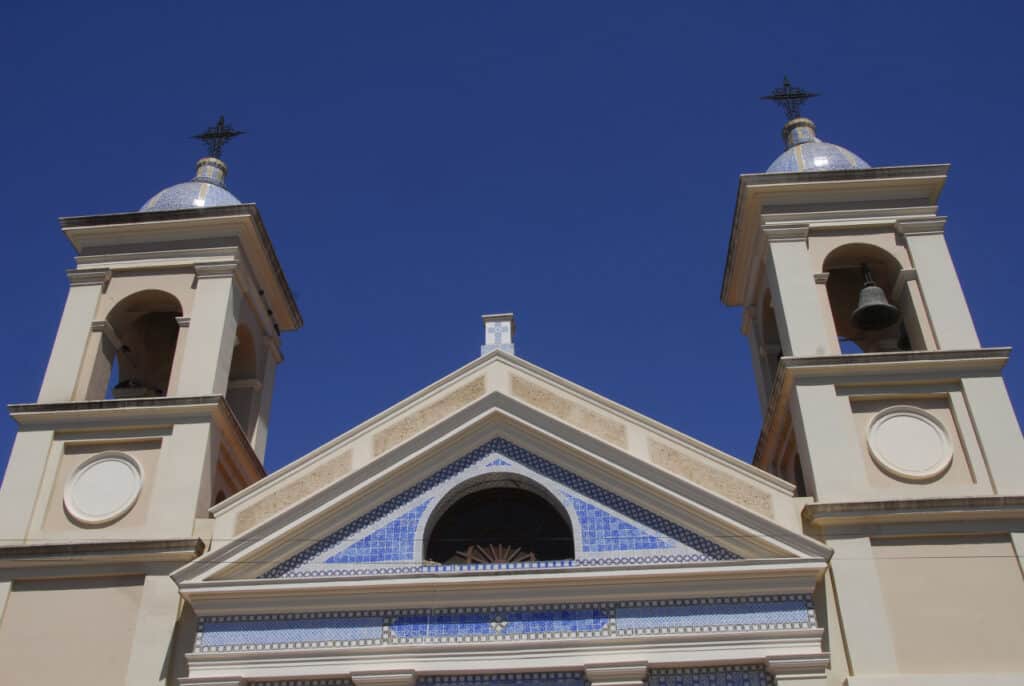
510, 375, 627, 447
373, 377, 487, 457
235, 450, 354, 533
648, 440, 773, 517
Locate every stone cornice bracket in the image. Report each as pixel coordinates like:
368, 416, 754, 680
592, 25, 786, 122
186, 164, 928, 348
66, 267, 111, 288
763, 223, 811, 243
766, 653, 831, 680
896, 217, 946, 236
193, 261, 239, 280
351, 671, 416, 686
585, 662, 649, 685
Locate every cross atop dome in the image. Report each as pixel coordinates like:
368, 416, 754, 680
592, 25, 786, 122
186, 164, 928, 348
760, 77, 820, 121
192, 115, 245, 160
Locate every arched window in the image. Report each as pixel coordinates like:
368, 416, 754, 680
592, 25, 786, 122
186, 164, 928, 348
226, 325, 261, 436
106, 290, 183, 398
425, 483, 574, 565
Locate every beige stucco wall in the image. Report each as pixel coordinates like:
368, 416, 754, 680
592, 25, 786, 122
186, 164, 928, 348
874, 535, 1024, 673
0, 575, 144, 685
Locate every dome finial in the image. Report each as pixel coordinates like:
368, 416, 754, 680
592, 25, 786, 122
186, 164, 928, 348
191, 115, 245, 160
760, 77, 820, 121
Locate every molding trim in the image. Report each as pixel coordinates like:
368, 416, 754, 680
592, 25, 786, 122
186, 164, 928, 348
90, 319, 124, 349
195, 261, 240, 280
66, 268, 111, 287
812, 272, 829, 285
763, 225, 810, 243
585, 662, 648, 683
0, 538, 204, 578
896, 217, 946, 236
803, 496, 1024, 529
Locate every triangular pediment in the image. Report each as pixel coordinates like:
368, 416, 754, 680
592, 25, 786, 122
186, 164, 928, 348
175, 353, 829, 587
263, 437, 738, 579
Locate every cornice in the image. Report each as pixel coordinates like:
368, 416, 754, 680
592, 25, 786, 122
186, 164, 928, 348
176, 557, 828, 616
803, 495, 1024, 529
0, 538, 204, 578
60, 204, 302, 331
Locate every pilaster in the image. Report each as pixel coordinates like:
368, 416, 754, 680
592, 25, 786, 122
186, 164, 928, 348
585, 662, 648, 686
960, 375, 1024, 493
827, 537, 899, 675
0, 428, 56, 541
250, 335, 281, 462
176, 262, 242, 396
896, 218, 979, 350
764, 226, 832, 357
351, 671, 416, 686
38, 268, 110, 402
789, 384, 868, 500
123, 574, 183, 685
766, 654, 830, 685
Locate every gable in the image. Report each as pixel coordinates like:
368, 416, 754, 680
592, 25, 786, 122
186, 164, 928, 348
264, 438, 738, 578
214, 354, 792, 542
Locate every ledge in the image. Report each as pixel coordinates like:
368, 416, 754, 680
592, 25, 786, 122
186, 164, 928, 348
0, 538, 205, 577
803, 495, 1024, 528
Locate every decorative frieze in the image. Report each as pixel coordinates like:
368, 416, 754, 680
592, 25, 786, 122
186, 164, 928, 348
196, 594, 814, 652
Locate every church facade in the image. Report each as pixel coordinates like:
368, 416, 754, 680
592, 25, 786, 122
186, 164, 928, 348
0, 105, 1022, 686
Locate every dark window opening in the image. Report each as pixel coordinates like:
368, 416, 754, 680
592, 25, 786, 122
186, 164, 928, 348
425, 487, 574, 565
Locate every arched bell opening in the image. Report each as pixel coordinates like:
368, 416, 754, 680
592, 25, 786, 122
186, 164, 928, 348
422, 474, 575, 565
105, 290, 183, 398
823, 244, 917, 353
226, 325, 261, 437
758, 288, 783, 393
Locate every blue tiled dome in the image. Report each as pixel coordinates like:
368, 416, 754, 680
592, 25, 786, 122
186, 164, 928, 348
141, 157, 241, 211
767, 118, 869, 173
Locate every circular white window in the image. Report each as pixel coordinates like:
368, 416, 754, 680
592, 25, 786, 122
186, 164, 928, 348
867, 405, 953, 481
64, 452, 143, 525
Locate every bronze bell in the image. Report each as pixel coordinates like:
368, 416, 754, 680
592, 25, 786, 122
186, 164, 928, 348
851, 265, 901, 331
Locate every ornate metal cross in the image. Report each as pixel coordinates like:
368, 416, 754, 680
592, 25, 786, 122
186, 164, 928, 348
760, 77, 820, 120
192, 116, 245, 159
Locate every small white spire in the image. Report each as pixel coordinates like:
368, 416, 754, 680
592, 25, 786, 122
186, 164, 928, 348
481, 313, 515, 356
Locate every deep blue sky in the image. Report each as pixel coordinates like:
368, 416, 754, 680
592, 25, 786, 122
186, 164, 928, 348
1, 2, 1022, 476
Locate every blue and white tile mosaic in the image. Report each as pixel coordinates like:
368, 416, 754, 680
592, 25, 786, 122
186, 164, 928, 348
650, 665, 773, 686
263, 438, 737, 579
195, 594, 814, 652
420, 674, 585, 686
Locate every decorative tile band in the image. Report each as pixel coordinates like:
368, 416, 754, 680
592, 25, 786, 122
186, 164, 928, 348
650, 665, 772, 685
264, 438, 737, 579
196, 595, 814, 652
250, 668, 769, 686
420, 674, 585, 685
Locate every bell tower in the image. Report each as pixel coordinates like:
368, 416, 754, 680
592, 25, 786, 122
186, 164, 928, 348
0, 119, 301, 685
722, 81, 1024, 681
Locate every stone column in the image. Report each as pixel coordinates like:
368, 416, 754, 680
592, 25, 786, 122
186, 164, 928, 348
896, 218, 980, 350
585, 662, 648, 686
176, 262, 242, 396
38, 268, 110, 402
764, 226, 833, 357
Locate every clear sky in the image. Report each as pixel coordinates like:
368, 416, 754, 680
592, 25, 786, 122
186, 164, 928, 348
1, 1, 1022, 476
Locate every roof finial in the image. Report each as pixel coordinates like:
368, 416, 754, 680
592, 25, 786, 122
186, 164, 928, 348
760, 77, 820, 120
192, 116, 245, 159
